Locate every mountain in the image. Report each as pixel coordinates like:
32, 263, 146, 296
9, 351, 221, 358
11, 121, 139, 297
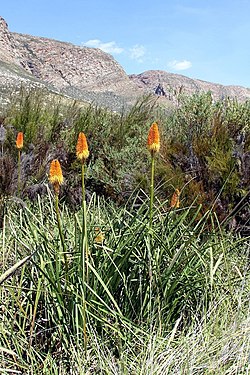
129, 70, 250, 103
0, 15, 250, 112
0, 16, 143, 111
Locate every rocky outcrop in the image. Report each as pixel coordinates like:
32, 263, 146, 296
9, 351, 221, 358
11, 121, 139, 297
129, 70, 250, 102
0, 16, 143, 110
12, 33, 139, 95
0, 16, 18, 64
0, 17, 60, 110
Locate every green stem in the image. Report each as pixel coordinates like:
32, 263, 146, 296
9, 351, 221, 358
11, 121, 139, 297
149, 151, 160, 332
55, 193, 68, 274
81, 163, 86, 204
81, 163, 89, 280
81, 162, 88, 353
148, 152, 162, 331
148, 152, 156, 332
83, 299, 87, 354
17, 150, 21, 196
149, 152, 155, 230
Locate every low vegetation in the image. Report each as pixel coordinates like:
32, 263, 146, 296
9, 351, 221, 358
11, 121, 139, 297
0, 89, 249, 374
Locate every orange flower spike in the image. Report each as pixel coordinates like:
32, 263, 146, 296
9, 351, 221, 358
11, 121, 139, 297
147, 122, 160, 154
76, 132, 89, 163
49, 159, 63, 194
170, 188, 181, 209
16, 132, 24, 149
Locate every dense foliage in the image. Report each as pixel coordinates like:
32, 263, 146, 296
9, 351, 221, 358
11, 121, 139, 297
1, 89, 249, 231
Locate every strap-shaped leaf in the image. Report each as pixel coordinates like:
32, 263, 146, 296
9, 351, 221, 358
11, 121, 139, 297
0, 252, 35, 286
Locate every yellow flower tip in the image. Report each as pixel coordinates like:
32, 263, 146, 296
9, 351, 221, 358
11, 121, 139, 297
94, 227, 105, 244
76, 132, 89, 163
170, 189, 181, 209
16, 132, 24, 149
49, 159, 64, 188
147, 122, 160, 153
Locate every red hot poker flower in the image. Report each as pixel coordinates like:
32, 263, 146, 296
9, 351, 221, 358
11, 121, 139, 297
170, 189, 181, 208
49, 159, 63, 194
16, 132, 24, 149
147, 122, 160, 154
76, 132, 89, 163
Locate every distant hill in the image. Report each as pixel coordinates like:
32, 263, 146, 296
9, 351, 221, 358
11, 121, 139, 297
0, 15, 249, 112
129, 70, 250, 103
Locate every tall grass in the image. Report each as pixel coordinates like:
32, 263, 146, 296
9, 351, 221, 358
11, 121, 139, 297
0, 188, 249, 373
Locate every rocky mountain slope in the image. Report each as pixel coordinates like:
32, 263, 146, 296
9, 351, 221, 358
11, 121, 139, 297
129, 70, 250, 103
0, 15, 250, 112
0, 16, 143, 111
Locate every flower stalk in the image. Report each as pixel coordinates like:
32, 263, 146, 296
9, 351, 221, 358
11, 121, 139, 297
147, 122, 161, 331
16, 132, 23, 195
49, 159, 68, 273
76, 132, 90, 353
76, 132, 90, 279
147, 122, 160, 229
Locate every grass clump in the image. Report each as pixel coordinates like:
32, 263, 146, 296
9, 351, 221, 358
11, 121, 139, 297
0, 190, 249, 373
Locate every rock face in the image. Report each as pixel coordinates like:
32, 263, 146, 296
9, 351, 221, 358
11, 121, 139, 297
0, 15, 250, 112
0, 17, 59, 110
0, 16, 142, 110
0, 16, 18, 64
129, 70, 250, 103
12, 32, 137, 94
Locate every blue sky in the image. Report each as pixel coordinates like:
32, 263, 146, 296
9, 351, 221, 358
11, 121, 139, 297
1, 0, 250, 87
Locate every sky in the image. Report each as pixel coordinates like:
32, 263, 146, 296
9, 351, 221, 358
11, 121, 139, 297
1, 0, 250, 88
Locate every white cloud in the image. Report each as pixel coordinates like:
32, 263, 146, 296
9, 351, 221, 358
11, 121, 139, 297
168, 60, 192, 71
129, 44, 146, 62
84, 40, 147, 62
176, 5, 209, 16
84, 39, 124, 54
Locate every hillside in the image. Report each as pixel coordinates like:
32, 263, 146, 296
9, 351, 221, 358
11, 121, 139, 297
0, 15, 250, 112
129, 70, 250, 103
0, 16, 143, 111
